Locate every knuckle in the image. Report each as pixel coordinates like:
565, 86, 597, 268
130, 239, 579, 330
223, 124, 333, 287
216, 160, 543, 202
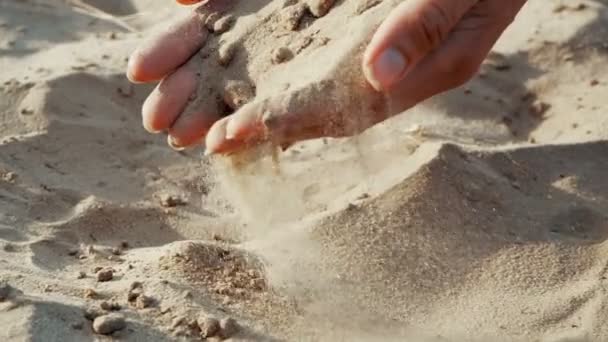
417, 1, 454, 49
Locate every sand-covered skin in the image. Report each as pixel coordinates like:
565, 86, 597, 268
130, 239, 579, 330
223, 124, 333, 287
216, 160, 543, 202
183, 0, 407, 146
1, 0, 608, 341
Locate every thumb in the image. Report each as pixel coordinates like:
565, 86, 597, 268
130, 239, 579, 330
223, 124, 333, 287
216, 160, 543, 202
363, 0, 478, 91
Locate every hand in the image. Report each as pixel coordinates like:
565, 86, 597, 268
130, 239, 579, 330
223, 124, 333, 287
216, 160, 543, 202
127, 0, 527, 154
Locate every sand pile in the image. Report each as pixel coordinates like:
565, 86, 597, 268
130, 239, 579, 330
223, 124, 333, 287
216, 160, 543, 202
1, 0, 608, 341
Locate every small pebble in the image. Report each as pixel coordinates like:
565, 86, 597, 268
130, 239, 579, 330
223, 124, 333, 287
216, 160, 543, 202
100, 300, 121, 311
281, 3, 306, 30
84, 288, 98, 299
198, 316, 220, 338
218, 43, 236, 67
529, 101, 551, 118
71, 322, 84, 330
2, 172, 17, 183
219, 317, 239, 338
0, 282, 11, 301
84, 307, 103, 321
159, 194, 187, 208
96, 268, 113, 282
129, 281, 143, 291
213, 15, 234, 34
20, 108, 34, 115
306, 0, 335, 17
223, 80, 255, 110
127, 291, 140, 302
271, 47, 294, 64
93, 314, 126, 335
135, 294, 154, 309
77, 271, 86, 279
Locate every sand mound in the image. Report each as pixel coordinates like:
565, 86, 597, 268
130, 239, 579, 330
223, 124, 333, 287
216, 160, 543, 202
2, 0, 608, 341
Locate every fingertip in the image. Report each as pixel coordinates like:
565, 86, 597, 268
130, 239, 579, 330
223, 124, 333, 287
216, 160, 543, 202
141, 96, 164, 133
141, 66, 198, 133
224, 103, 263, 141
205, 118, 230, 154
126, 52, 148, 83
363, 47, 408, 92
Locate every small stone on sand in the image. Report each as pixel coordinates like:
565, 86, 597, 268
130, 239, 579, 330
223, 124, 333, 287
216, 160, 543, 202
272, 47, 294, 64
84, 307, 103, 321
2, 172, 17, 182
0, 282, 11, 301
93, 314, 126, 335
96, 268, 113, 282
213, 15, 234, 34
127, 291, 140, 302
281, 3, 306, 30
529, 101, 551, 118
219, 317, 239, 338
77, 271, 86, 279
218, 43, 237, 67
159, 194, 187, 208
135, 294, 154, 309
306, 0, 335, 17
129, 281, 143, 291
84, 288, 98, 299
100, 300, 121, 311
198, 315, 220, 338
223, 80, 255, 110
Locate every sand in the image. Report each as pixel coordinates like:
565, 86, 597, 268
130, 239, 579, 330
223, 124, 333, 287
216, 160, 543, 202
1, 0, 608, 341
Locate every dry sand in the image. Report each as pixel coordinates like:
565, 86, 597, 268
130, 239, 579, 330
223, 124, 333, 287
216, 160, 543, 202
1, 0, 608, 341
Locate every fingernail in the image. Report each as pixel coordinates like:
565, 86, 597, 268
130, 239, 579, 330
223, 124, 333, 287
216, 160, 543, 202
366, 47, 407, 91
167, 135, 185, 151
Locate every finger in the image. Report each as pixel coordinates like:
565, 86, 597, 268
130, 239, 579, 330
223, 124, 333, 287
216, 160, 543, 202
167, 100, 222, 149
206, 81, 386, 155
127, 12, 208, 83
204, 117, 250, 154
141, 63, 198, 133
385, 8, 512, 112
363, 0, 478, 91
